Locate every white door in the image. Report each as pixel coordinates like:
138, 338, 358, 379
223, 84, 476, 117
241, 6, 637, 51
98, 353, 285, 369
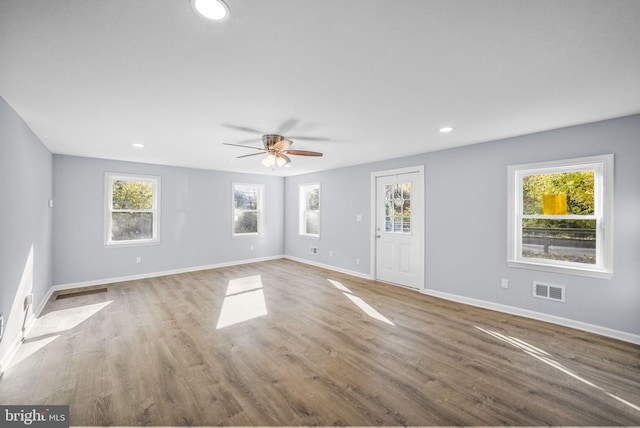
375, 171, 423, 289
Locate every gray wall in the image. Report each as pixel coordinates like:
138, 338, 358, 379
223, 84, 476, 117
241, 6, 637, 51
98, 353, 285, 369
284, 165, 373, 273
285, 115, 640, 336
53, 155, 284, 285
0, 97, 53, 363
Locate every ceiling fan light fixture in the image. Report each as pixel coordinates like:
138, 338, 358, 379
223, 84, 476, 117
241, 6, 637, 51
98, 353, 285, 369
262, 153, 276, 167
275, 155, 288, 167
192, 0, 230, 21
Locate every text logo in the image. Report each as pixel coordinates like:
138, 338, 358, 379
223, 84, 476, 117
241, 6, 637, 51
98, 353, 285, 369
1, 406, 69, 428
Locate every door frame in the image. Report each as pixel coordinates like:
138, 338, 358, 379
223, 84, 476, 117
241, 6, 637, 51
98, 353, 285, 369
370, 165, 425, 291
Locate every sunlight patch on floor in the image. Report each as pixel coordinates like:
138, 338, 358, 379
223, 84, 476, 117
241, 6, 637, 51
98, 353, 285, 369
328, 279, 395, 326
9, 335, 59, 368
31, 301, 113, 337
9, 300, 112, 370
328, 279, 352, 293
216, 275, 267, 329
475, 326, 640, 413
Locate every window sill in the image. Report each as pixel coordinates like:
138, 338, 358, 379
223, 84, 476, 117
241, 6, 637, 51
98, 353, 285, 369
508, 260, 612, 279
233, 233, 261, 238
299, 234, 320, 240
105, 239, 161, 249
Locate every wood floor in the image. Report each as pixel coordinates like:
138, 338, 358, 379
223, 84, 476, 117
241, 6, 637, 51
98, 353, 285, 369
1, 259, 639, 426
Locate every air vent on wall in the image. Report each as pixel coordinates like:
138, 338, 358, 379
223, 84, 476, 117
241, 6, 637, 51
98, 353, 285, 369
533, 281, 565, 303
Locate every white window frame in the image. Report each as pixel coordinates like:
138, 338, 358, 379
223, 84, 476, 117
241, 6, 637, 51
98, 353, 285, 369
232, 182, 264, 237
105, 172, 161, 247
507, 154, 613, 278
299, 182, 320, 238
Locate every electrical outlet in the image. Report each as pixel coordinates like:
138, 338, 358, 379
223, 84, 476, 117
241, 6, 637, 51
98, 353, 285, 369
24, 293, 34, 310
329, 251, 333, 257
356, 258, 360, 265
136, 256, 142, 264
501, 279, 509, 289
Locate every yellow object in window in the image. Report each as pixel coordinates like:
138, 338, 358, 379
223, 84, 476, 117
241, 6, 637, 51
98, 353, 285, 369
543, 194, 567, 215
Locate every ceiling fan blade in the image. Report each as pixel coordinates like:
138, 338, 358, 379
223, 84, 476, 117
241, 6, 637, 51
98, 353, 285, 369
273, 138, 292, 151
277, 153, 292, 166
276, 118, 299, 135
282, 150, 323, 157
222, 124, 265, 134
236, 152, 266, 159
287, 136, 331, 141
223, 142, 264, 151
233, 137, 262, 145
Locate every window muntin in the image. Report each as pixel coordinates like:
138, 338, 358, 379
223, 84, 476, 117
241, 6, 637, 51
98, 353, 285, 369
384, 182, 411, 233
508, 155, 613, 277
299, 183, 320, 237
106, 173, 160, 246
233, 183, 263, 236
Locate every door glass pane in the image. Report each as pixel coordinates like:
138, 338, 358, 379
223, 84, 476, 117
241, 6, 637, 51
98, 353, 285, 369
384, 182, 411, 233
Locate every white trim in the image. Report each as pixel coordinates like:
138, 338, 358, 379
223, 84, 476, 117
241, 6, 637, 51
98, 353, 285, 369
507, 154, 613, 278
232, 182, 264, 237
105, 172, 161, 247
298, 182, 321, 238
421, 288, 640, 345
370, 165, 425, 290
284, 255, 372, 280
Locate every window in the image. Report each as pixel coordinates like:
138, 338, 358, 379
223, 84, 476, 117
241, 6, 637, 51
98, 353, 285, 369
233, 183, 263, 236
299, 183, 320, 237
508, 154, 613, 278
105, 173, 160, 246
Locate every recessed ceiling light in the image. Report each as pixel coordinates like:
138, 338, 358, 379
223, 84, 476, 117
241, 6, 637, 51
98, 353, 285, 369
439, 127, 453, 133
132, 143, 145, 148
192, 0, 230, 21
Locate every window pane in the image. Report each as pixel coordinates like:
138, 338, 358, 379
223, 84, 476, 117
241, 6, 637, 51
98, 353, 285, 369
305, 211, 319, 235
235, 188, 257, 210
112, 180, 153, 210
305, 187, 319, 210
234, 211, 258, 234
522, 219, 596, 264
522, 171, 594, 215
112, 212, 153, 241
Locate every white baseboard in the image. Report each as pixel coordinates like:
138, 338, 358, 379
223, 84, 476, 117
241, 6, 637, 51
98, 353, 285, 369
283, 255, 372, 280
422, 288, 640, 345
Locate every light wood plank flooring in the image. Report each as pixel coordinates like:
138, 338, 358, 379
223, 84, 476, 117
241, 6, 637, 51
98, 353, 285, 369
1, 259, 639, 426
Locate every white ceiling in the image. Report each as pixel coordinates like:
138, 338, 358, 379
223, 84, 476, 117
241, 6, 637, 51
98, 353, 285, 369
1, 0, 639, 176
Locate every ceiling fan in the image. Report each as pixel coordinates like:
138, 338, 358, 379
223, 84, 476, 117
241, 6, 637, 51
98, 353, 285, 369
224, 134, 323, 167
